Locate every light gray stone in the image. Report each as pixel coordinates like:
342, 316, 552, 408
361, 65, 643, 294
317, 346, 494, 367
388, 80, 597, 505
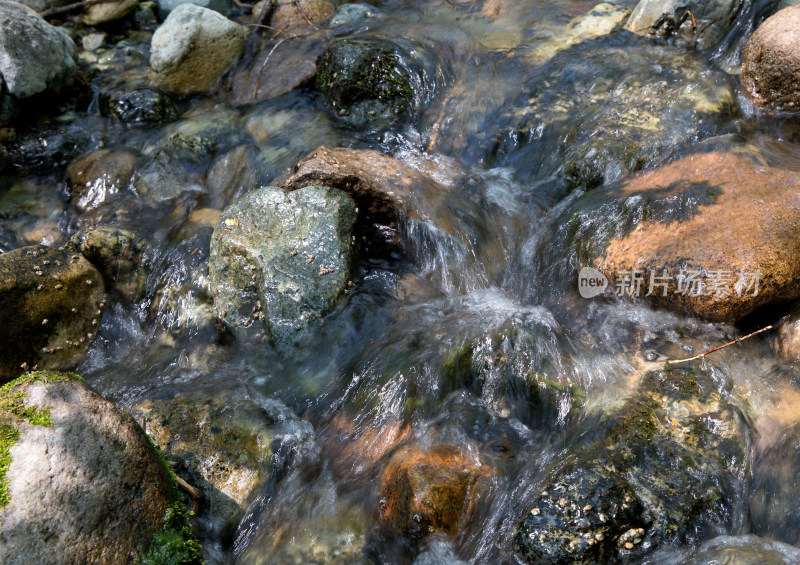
0, 373, 176, 565
0, 1, 77, 98
150, 3, 244, 96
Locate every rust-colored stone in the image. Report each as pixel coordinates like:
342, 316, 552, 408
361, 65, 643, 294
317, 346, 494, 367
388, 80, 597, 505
742, 6, 800, 112
378, 445, 489, 539
595, 151, 800, 322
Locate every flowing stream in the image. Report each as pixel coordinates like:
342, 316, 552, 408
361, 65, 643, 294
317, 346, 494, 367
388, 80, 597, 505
5, 0, 800, 563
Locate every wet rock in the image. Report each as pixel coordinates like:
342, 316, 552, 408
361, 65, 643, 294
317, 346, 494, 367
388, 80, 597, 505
526, 3, 632, 63
66, 149, 137, 211
268, 0, 333, 35
279, 146, 462, 248
487, 34, 737, 187
81, 32, 107, 53
101, 88, 178, 126
135, 0, 158, 27
209, 185, 357, 348
677, 535, 800, 565
157, 0, 231, 17
513, 367, 750, 564
65, 227, 148, 301
625, 0, 744, 50
132, 391, 316, 527
329, 2, 378, 26
12, 0, 70, 12
229, 36, 326, 104
316, 36, 417, 120
0, 371, 195, 565
7, 118, 106, 172
150, 3, 245, 96
83, 0, 140, 25
568, 150, 800, 322
378, 445, 490, 539
751, 420, 800, 545
742, 6, 800, 112
0, 2, 77, 99
514, 462, 646, 564
0, 246, 106, 382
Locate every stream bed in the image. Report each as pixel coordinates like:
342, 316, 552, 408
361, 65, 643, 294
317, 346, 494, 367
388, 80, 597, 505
4, 0, 800, 563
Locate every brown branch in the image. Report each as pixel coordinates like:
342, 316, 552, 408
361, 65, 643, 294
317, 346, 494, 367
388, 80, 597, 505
665, 325, 773, 366
41, 0, 107, 18
175, 475, 205, 514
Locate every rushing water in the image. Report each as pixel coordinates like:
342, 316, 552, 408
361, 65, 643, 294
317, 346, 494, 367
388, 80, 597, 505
5, 0, 800, 563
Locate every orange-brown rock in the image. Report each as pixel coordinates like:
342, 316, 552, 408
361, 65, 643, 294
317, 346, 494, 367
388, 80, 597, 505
378, 445, 491, 539
263, 0, 333, 34
742, 6, 800, 112
593, 151, 800, 322
324, 414, 411, 484
279, 146, 461, 239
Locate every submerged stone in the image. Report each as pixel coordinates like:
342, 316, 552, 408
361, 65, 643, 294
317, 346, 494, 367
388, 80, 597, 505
66, 148, 137, 211
209, 185, 357, 348
132, 390, 316, 528
513, 367, 751, 564
625, 0, 744, 50
482, 34, 737, 186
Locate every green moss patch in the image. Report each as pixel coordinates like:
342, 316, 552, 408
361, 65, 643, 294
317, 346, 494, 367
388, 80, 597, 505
140, 438, 204, 565
0, 371, 82, 508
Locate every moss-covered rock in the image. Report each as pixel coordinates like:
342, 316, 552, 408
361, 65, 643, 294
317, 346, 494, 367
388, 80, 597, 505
316, 36, 416, 121
0, 371, 201, 565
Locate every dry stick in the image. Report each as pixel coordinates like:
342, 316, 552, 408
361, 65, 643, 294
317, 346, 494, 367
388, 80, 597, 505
252, 38, 286, 100
41, 0, 107, 18
665, 325, 773, 366
175, 475, 205, 514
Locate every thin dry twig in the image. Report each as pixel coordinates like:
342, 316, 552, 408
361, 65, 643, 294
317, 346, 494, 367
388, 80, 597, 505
665, 325, 773, 366
252, 38, 286, 100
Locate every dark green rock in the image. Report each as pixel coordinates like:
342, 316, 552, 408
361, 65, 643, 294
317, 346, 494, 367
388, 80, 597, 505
316, 36, 415, 119
513, 367, 751, 564
209, 185, 357, 349
101, 88, 178, 126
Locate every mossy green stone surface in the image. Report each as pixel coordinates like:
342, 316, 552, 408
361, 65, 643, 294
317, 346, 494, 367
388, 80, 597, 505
0, 371, 81, 508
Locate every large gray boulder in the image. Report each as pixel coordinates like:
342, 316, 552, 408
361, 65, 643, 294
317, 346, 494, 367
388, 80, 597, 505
0, 371, 199, 565
625, 0, 744, 50
0, 2, 77, 99
150, 3, 245, 96
0, 246, 106, 382
209, 185, 357, 348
